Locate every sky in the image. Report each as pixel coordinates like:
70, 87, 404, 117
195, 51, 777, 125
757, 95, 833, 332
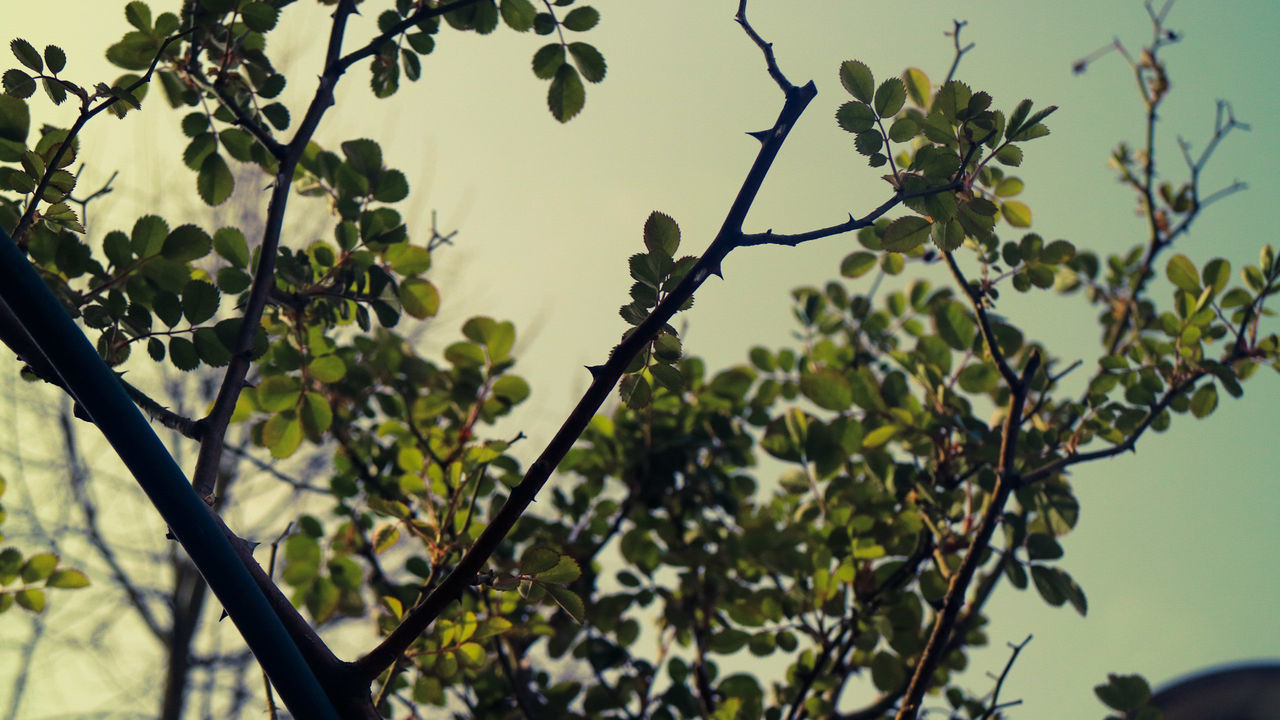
3, 1, 1280, 718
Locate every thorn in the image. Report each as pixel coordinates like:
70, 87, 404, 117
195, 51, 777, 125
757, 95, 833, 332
708, 261, 724, 279
747, 129, 771, 143
586, 364, 604, 379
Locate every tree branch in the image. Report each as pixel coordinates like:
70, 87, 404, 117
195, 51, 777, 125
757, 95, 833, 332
351, 30, 822, 684
0, 224, 344, 719
193, 0, 358, 499
734, 0, 794, 93
895, 350, 1040, 720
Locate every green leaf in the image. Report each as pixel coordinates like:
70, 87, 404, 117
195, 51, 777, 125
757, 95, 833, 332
995, 144, 1023, 167
163, 224, 212, 262
1095, 674, 1151, 712
887, 117, 918, 142
341, 138, 383, 178
399, 277, 440, 318
262, 412, 302, 459
1005, 99, 1033, 141
492, 375, 531, 405
838, 60, 874, 103
531, 43, 564, 79
902, 67, 930, 107
520, 546, 560, 575
257, 375, 301, 412
500, 0, 537, 31
544, 584, 585, 623
840, 251, 877, 279
241, 2, 280, 32
10, 39, 42, 73
934, 301, 975, 351
994, 177, 1024, 197
536, 556, 581, 584
212, 227, 250, 267
1001, 200, 1032, 228
1166, 254, 1201, 293
182, 280, 220, 324
169, 337, 199, 371
1189, 383, 1218, 418
386, 243, 431, 275
197, 153, 233, 206
1202, 258, 1231, 295
873, 78, 906, 118
881, 216, 931, 252
957, 363, 999, 393
2, 69, 36, 99
870, 651, 906, 693
374, 169, 409, 202
0, 94, 30, 144
42, 45, 66, 75
20, 553, 57, 583
125, 2, 152, 30
933, 80, 971, 121
799, 369, 853, 411
455, 641, 486, 669
262, 103, 289, 130
567, 42, 606, 83
547, 63, 585, 122
930, 218, 965, 252
562, 6, 600, 32
835, 101, 875, 134
861, 424, 898, 449
15, 588, 45, 614
643, 211, 680, 257
46, 568, 89, 589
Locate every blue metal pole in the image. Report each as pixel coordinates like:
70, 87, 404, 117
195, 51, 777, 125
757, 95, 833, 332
0, 225, 341, 720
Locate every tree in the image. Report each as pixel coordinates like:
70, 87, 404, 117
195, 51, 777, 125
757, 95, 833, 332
0, 1, 1276, 718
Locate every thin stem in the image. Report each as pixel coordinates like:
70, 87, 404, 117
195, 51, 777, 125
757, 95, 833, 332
980, 635, 1032, 719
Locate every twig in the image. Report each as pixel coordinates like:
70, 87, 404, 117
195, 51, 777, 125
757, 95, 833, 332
943, 21, 974, 84
980, 635, 1031, 719
735, 0, 794, 93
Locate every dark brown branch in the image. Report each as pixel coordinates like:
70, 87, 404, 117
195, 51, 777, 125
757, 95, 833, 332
739, 179, 960, 247
943, 20, 974, 85
943, 250, 1018, 386
352, 67, 821, 687
734, 0, 793, 93
193, 0, 359, 499
205, 81, 287, 160
980, 635, 1032, 719
895, 350, 1039, 720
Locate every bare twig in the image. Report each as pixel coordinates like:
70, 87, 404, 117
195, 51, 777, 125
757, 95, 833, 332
943, 20, 974, 84
735, 0, 794, 92
980, 635, 1032, 719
